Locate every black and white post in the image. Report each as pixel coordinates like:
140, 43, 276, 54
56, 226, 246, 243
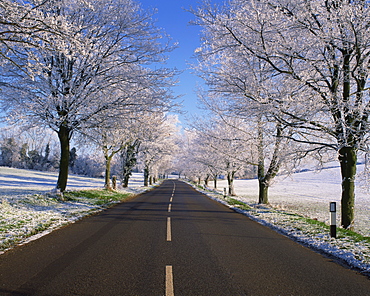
330, 202, 337, 238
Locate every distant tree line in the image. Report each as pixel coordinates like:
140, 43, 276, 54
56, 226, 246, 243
0, 114, 180, 186
0, 137, 56, 171
0, 130, 105, 177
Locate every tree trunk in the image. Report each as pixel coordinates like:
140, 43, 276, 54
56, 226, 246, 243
258, 179, 269, 204
204, 175, 210, 186
339, 146, 357, 229
112, 175, 117, 190
121, 140, 139, 188
123, 175, 130, 188
257, 122, 282, 204
104, 156, 112, 190
213, 175, 217, 189
257, 120, 267, 204
227, 172, 236, 196
144, 167, 149, 186
56, 125, 71, 192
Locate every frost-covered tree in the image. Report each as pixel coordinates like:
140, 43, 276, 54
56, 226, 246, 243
190, 116, 250, 195
0, 137, 19, 167
0, 125, 59, 169
193, 0, 370, 229
139, 114, 179, 186
121, 138, 140, 187
179, 127, 224, 188
173, 129, 207, 182
78, 116, 144, 190
0, 0, 75, 68
194, 34, 297, 203
82, 127, 127, 190
0, 0, 177, 192
72, 154, 105, 178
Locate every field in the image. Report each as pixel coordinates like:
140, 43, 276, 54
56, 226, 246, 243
1, 165, 369, 274
216, 164, 370, 237
0, 167, 149, 254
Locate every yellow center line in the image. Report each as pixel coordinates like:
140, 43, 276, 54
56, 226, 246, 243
167, 217, 171, 242
166, 265, 174, 296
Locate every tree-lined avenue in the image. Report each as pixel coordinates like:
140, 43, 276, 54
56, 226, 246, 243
0, 180, 369, 295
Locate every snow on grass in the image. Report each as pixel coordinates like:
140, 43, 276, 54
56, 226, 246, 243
189, 164, 370, 276
216, 164, 370, 237
0, 167, 151, 254
1, 165, 370, 276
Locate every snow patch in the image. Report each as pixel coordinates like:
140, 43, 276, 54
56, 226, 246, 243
0, 167, 151, 254
187, 165, 370, 276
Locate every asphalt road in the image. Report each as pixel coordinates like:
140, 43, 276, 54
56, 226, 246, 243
0, 180, 370, 295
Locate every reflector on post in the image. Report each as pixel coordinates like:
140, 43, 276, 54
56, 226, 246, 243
330, 202, 336, 238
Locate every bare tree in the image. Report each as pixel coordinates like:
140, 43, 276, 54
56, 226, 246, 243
78, 116, 145, 190
191, 116, 250, 195
121, 138, 140, 188
193, 30, 298, 204
193, 0, 370, 229
0, 0, 71, 68
0, 0, 177, 192
139, 114, 179, 186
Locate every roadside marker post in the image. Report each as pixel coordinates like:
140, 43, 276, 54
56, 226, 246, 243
224, 188, 227, 198
112, 175, 117, 190
330, 202, 337, 238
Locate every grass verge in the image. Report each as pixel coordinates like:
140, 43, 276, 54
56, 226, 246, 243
0, 189, 134, 253
63, 189, 132, 205
189, 181, 370, 268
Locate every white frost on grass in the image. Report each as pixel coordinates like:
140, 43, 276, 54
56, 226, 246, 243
0, 167, 100, 197
191, 164, 370, 276
0, 167, 150, 253
217, 164, 370, 237
2, 165, 370, 276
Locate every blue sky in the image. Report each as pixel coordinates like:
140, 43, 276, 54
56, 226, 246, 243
139, 0, 224, 124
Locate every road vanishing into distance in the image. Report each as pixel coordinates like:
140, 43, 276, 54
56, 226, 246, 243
0, 180, 370, 295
